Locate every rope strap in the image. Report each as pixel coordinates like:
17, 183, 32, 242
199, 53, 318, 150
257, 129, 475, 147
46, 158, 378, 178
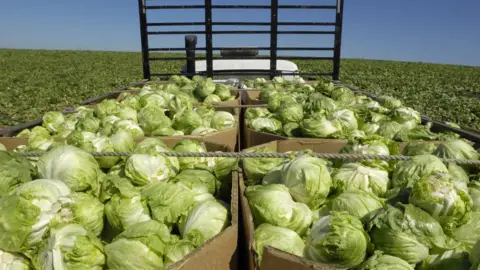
18, 151, 480, 165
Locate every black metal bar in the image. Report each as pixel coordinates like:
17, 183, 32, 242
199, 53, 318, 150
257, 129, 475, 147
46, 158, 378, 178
149, 47, 206, 52
147, 21, 337, 26
145, 29, 335, 36
0, 120, 42, 136
212, 22, 271, 26
218, 47, 336, 51
212, 30, 271, 34
277, 56, 334, 60
214, 47, 270, 51
205, 0, 213, 78
277, 47, 334, 51
333, 0, 344, 80
147, 22, 205, 26
278, 5, 337, 9
291, 72, 334, 76
278, 22, 336, 26
277, 30, 336, 34
148, 46, 334, 52
147, 31, 206, 35
151, 73, 198, 77
270, 0, 278, 80
146, 4, 337, 10
429, 120, 480, 144
168, 56, 330, 60
146, 5, 205, 9
243, 56, 333, 60
211, 5, 271, 9
137, 0, 150, 80
150, 57, 206, 61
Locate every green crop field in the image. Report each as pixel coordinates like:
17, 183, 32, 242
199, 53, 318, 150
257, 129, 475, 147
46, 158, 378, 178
1, 49, 480, 129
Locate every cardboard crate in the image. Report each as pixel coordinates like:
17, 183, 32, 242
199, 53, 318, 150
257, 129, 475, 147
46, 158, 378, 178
82, 79, 241, 107
240, 172, 334, 270
0, 123, 239, 152
116, 89, 242, 113
239, 138, 463, 269
1, 127, 238, 152
242, 120, 354, 149
240, 82, 480, 148
0, 109, 240, 150
242, 139, 436, 158
242, 80, 319, 106
0, 137, 240, 270
242, 119, 480, 149
173, 168, 239, 270
240, 140, 348, 270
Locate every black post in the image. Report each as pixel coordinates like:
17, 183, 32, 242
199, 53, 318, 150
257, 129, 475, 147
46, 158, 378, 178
269, 0, 278, 80
332, 0, 344, 81
137, 0, 151, 80
185, 35, 198, 77
205, 0, 213, 78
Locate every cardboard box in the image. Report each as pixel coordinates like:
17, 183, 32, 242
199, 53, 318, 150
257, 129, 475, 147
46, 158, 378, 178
242, 120, 347, 149
82, 79, 241, 106
239, 138, 453, 269
242, 118, 480, 150
241, 173, 334, 270
116, 89, 241, 114
239, 140, 343, 270
0, 137, 239, 270
242, 80, 319, 105
243, 123, 287, 149
0, 124, 238, 152
172, 168, 239, 270
1, 111, 239, 150
164, 138, 239, 270
1, 128, 238, 153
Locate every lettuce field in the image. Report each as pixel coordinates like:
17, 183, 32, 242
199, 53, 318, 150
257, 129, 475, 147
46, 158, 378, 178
1, 49, 480, 129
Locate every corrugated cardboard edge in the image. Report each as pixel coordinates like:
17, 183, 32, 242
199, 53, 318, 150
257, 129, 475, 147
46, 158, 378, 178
260, 247, 334, 270
243, 121, 286, 149
168, 169, 239, 270
239, 169, 258, 270
243, 121, 348, 150
167, 123, 239, 151
245, 91, 264, 106
239, 168, 335, 270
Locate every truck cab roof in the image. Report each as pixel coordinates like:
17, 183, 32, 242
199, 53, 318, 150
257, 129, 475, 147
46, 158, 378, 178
181, 59, 300, 80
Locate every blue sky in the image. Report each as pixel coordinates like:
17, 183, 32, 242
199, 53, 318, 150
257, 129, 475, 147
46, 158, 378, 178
0, 0, 479, 66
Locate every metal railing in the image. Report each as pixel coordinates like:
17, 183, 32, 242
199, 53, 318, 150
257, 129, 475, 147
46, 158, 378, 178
137, 0, 345, 80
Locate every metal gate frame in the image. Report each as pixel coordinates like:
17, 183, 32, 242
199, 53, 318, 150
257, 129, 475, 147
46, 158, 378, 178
137, 0, 345, 80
